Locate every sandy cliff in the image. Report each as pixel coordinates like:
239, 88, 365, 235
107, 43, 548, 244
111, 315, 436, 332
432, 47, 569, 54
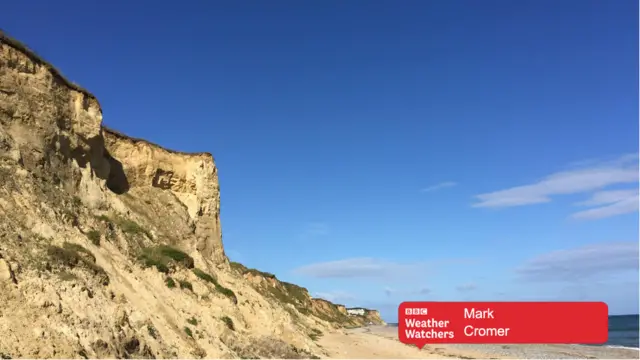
102, 127, 226, 266
0, 30, 382, 359
230, 262, 386, 329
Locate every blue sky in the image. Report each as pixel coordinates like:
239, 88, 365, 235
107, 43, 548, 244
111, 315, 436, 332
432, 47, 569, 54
2, 0, 638, 321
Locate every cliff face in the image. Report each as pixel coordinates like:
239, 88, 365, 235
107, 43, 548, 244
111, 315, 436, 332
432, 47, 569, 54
0, 29, 226, 269
0, 31, 382, 359
231, 262, 386, 328
102, 128, 226, 265
357, 309, 386, 326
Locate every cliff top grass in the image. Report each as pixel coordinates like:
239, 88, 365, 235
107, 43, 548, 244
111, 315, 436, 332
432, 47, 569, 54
229, 261, 365, 325
230, 261, 276, 279
228, 262, 311, 305
313, 297, 346, 308
103, 126, 214, 158
229, 262, 310, 304
1, 30, 213, 159
281, 282, 309, 303
0, 29, 96, 102
314, 302, 352, 324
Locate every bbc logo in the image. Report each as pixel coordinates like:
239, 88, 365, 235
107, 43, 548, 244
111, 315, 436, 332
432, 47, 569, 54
405, 308, 428, 315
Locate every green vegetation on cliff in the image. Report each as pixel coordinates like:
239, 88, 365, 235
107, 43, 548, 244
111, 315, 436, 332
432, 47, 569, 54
46, 243, 109, 285
230, 261, 371, 327
230, 261, 276, 279
193, 268, 238, 303
137, 245, 194, 273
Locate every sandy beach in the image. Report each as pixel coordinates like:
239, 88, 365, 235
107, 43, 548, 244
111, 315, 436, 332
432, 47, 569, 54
318, 325, 640, 359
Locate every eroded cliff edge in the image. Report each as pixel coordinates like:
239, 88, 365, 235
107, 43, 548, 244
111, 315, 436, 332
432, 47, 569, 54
102, 127, 226, 266
0, 30, 383, 359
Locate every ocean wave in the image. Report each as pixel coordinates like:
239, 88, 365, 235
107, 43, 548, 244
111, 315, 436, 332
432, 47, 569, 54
604, 345, 640, 351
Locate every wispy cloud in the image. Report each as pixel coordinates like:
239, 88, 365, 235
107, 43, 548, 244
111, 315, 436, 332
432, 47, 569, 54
472, 153, 638, 219
292, 257, 473, 281
384, 287, 431, 297
515, 241, 639, 282
312, 290, 356, 303
293, 258, 427, 279
421, 181, 457, 193
297, 222, 329, 240
571, 189, 639, 220
456, 283, 477, 292
576, 189, 639, 206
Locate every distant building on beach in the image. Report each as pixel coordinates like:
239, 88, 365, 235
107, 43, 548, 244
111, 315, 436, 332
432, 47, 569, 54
346, 308, 366, 316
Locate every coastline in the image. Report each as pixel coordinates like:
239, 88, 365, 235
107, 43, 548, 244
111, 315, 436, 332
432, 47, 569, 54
318, 325, 640, 359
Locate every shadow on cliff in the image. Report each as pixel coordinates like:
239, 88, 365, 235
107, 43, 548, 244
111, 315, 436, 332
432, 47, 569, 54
104, 151, 129, 194
51, 131, 130, 194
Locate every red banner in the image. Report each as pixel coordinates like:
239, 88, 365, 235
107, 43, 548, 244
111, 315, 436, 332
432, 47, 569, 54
398, 301, 608, 348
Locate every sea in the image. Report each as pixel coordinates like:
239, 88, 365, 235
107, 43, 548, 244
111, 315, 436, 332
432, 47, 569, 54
388, 314, 639, 349
606, 314, 639, 349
